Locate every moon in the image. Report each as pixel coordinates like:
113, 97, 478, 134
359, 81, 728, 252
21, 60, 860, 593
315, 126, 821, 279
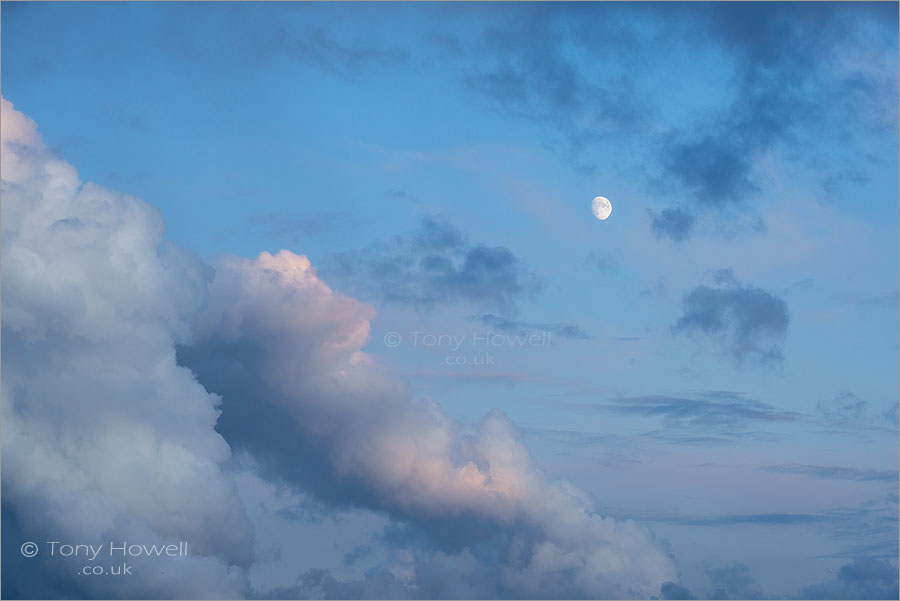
591, 196, 612, 220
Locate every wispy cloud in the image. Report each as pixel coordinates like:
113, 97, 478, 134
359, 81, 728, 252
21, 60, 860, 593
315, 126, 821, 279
470, 313, 590, 340
596, 392, 800, 428
760, 464, 899, 482
816, 392, 899, 432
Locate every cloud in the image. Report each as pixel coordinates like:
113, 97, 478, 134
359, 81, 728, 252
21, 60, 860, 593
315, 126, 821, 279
585, 392, 799, 429
447, 3, 897, 238
647, 513, 829, 527
0, 97, 253, 598
240, 18, 409, 79
177, 248, 680, 598
1, 96, 681, 600
320, 216, 542, 314
706, 562, 764, 599
655, 3, 897, 235
648, 208, 696, 243
799, 557, 899, 600
660, 581, 696, 600
458, 4, 657, 173
816, 392, 899, 431
760, 464, 899, 482
673, 269, 790, 365
471, 313, 591, 340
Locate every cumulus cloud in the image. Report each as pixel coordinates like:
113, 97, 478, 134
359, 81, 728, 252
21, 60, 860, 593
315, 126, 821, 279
177, 248, 679, 599
673, 269, 790, 365
0, 97, 253, 597
319, 216, 542, 315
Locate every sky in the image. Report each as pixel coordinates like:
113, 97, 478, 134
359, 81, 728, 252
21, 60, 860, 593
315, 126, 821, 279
1, 2, 898, 599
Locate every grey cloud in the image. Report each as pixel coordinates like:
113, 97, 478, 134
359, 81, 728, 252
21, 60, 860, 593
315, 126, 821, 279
460, 4, 656, 173
650, 513, 829, 527
342, 544, 374, 567
799, 557, 899, 600
550, 391, 799, 447
447, 3, 897, 239
817, 392, 899, 431
638, 499, 897, 563
648, 208, 696, 243
706, 562, 764, 600
656, 3, 896, 233
472, 313, 591, 340
761, 464, 899, 482
597, 393, 799, 429
674, 269, 790, 365
660, 581, 696, 600
320, 217, 542, 315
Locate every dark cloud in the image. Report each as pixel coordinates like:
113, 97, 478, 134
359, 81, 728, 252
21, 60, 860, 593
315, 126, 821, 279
471, 313, 591, 340
660, 581, 696, 600
648, 207, 696, 243
550, 391, 799, 447
598, 392, 799, 429
342, 544, 374, 567
674, 269, 790, 365
706, 562, 764, 600
800, 557, 899, 600
656, 3, 895, 229
654, 513, 829, 527
320, 217, 542, 314
638, 497, 898, 563
448, 3, 897, 238
761, 464, 899, 482
458, 3, 660, 173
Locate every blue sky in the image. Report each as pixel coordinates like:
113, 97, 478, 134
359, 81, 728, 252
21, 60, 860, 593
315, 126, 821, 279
2, 2, 898, 599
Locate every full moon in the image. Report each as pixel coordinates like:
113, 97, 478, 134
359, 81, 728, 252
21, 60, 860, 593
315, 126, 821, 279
591, 196, 612, 220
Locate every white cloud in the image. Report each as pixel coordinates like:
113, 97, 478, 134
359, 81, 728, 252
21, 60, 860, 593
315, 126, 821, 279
1, 97, 253, 598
